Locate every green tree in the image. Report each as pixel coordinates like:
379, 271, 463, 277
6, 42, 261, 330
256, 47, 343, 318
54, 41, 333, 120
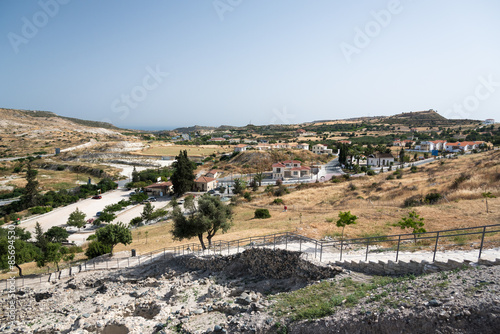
482, 192, 496, 213
183, 195, 196, 214
253, 172, 264, 187
94, 222, 132, 255
130, 192, 148, 203
44, 226, 69, 243
34, 222, 47, 251
397, 210, 426, 243
336, 211, 357, 240
132, 166, 139, 183
67, 208, 86, 230
171, 195, 232, 250
141, 202, 155, 223
23, 162, 39, 208
36, 242, 67, 271
171, 150, 195, 196
98, 211, 116, 224
232, 178, 246, 195
84, 241, 112, 259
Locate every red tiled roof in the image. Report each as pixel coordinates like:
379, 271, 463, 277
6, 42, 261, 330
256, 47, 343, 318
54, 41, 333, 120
145, 181, 172, 188
283, 160, 301, 164
195, 176, 216, 183
272, 163, 286, 167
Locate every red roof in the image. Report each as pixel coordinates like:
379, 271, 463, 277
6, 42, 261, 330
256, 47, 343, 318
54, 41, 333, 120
272, 163, 286, 167
283, 160, 301, 164
195, 176, 216, 183
145, 181, 172, 189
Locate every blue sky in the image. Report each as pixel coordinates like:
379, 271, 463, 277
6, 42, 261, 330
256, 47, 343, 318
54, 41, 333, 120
1, 0, 499, 130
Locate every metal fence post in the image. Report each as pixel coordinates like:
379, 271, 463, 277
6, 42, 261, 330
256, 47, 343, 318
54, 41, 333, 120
320, 243, 323, 262
365, 240, 369, 262
396, 235, 401, 262
479, 226, 487, 259
340, 240, 343, 261
285, 234, 288, 250
237, 240, 240, 253
314, 242, 317, 259
273, 234, 276, 250
163, 248, 166, 259
433, 232, 440, 262
299, 238, 302, 252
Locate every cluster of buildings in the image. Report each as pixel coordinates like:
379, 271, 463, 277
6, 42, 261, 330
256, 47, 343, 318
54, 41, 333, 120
393, 139, 486, 153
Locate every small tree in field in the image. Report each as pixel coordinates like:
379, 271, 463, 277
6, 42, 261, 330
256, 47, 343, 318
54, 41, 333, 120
482, 192, 496, 213
67, 208, 86, 230
336, 211, 357, 240
397, 210, 426, 243
94, 222, 132, 255
171, 195, 232, 250
141, 202, 155, 223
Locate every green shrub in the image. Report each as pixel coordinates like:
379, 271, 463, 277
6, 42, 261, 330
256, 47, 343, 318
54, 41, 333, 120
410, 166, 418, 173
273, 198, 284, 205
85, 241, 112, 259
28, 206, 53, 214
425, 192, 442, 204
86, 234, 97, 241
366, 170, 375, 176
254, 209, 271, 219
243, 192, 252, 202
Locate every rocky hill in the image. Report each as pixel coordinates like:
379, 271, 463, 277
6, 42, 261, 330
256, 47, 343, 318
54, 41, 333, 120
0, 108, 132, 158
1, 248, 498, 333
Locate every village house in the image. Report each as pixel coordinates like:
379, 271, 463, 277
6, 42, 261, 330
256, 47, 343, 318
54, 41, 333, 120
209, 137, 226, 142
337, 140, 352, 145
234, 144, 249, 152
144, 181, 173, 197
193, 176, 217, 192
392, 139, 415, 147
445, 141, 484, 153
272, 160, 311, 180
367, 152, 395, 167
205, 169, 221, 178
312, 144, 333, 154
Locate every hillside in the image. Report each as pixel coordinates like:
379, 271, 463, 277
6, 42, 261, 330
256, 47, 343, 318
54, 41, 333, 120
0, 108, 132, 158
381, 109, 479, 127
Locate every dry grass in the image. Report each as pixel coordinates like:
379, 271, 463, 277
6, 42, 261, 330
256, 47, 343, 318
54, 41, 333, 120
4, 169, 103, 192
135, 144, 232, 157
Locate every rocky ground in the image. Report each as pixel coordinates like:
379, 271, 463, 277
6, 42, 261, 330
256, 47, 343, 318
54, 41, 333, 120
0, 248, 499, 334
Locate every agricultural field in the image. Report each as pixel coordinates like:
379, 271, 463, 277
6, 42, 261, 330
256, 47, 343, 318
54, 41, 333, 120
134, 144, 232, 157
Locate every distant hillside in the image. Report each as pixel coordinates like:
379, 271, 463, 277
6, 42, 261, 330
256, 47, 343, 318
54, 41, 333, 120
15, 109, 119, 129
0, 108, 127, 158
381, 109, 479, 126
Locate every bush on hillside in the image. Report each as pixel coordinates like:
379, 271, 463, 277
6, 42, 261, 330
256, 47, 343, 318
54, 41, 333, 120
254, 209, 271, 219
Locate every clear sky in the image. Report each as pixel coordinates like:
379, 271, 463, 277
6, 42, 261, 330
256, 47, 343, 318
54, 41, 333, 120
1, 0, 499, 130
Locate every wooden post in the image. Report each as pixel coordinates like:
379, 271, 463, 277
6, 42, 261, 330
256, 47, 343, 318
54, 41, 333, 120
433, 232, 440, 262
479, 226, 487, 259
396, 235, 401, 262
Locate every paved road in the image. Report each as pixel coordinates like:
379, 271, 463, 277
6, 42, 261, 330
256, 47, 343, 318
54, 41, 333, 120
16, 188, 169, 245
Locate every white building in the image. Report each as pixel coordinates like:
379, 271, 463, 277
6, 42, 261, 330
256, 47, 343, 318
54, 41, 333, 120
312, 144, 332, 154
367, 153, 395, 167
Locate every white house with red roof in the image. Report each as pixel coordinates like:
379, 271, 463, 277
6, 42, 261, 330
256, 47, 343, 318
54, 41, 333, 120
445, 141, 484, 152
144, 181, 173, 196
234, 144, 249, 152
272, 160, 311, 180
393, 139, 415, 147
194, 176, 217, 192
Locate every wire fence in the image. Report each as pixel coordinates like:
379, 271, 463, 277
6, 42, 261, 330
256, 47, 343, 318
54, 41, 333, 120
2, 223, 499, 293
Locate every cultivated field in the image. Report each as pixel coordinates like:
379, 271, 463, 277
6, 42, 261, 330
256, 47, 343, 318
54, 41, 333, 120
134, 144, 232, 157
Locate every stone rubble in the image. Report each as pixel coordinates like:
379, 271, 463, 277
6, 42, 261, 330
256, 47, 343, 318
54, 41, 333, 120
0, 248, 498, 333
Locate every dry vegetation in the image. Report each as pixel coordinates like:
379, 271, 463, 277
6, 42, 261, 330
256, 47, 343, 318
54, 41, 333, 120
112, 150, 500, 256
135, 144, 232, 157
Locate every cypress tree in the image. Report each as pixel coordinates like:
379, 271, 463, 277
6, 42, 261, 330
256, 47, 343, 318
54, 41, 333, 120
171, 150, 195, 196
